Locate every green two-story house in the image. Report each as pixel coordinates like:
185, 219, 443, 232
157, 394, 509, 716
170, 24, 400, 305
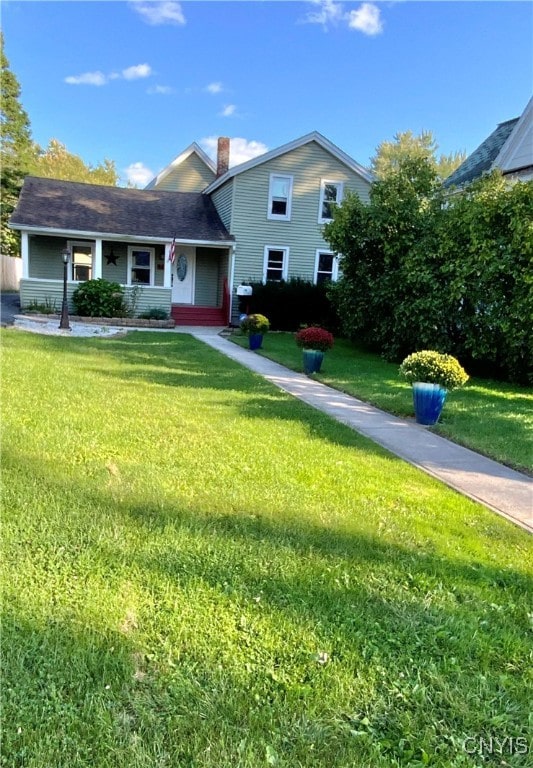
10, 132, 372, 325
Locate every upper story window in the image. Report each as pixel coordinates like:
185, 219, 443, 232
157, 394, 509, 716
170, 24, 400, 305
128, 247, 155, 286
68, 241, 94, 282
268, 174, 293, 221
263, 246, 289, 281
318, 180, 344, 223
315, 250, 338, 284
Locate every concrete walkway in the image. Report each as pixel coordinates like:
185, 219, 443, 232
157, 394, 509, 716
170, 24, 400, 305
194, 332, 532, 533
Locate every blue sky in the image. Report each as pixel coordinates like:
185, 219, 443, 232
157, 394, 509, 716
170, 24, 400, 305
3, 1, 532, 186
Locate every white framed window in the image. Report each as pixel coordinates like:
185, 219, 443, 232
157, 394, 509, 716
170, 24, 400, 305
267, 174, 293, 221
314, 250, 338, 284
128, 246, 155, 286
68, 240, 95, 282
318, 180, 344, 223
263, 246, 289, 282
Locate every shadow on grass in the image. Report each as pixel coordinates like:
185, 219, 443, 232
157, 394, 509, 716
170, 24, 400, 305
4, 448, 532, 767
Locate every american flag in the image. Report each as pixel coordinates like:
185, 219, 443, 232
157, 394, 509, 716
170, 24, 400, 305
168, 237, 176, 263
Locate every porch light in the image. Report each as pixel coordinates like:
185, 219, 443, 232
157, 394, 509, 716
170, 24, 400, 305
59, 247, 71, 331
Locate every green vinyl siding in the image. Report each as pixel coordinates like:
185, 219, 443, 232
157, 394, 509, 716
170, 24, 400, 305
152, 154, 215, 192
229, 141, 371, 286
29, 237, 166, 287
210, 180, 234, 231
125, 286, 171, 315
194, 248, 227, 307
20, 279, 171, 316
29, 235, 79, 280
102, 242, 128, 284
20, 278, 76, 311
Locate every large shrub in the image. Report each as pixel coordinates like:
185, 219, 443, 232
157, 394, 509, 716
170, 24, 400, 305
325, 161, 533, 384
72, 279, 125, 317
439, 173, 533, 383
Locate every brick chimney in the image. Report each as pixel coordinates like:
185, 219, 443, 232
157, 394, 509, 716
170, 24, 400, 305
217, 137, 230, 177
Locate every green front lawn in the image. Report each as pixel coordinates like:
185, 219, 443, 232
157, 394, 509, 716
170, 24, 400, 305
232, 333, 533, 474
2, 330, 532, 768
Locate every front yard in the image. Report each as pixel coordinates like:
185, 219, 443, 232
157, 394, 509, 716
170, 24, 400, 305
2, 330, 531, 767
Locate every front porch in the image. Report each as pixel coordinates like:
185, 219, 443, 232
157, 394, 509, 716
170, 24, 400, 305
20, 234, 233, 325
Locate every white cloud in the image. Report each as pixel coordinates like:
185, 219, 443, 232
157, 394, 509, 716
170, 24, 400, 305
122, 63, 152, 80
206, 82, 223, 94
304, 1, 383, 35
125, 162, 154, 187
200, 137, 269, 168
65, 71, 107, 86
65, 63, 153, 86
348, 3, 383, 36
147, 84, 174, 95
131, 1, 186, 26
220, 104, 237, 117
304, 0, 344, 27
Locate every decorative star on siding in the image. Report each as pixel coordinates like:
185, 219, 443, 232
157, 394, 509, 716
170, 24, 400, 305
105, 249, 119, 266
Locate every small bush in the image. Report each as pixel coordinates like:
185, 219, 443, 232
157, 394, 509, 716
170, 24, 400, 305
295, 326, 334, 352
138, 307, 169, 320
400, 350, 469, 391
72, 279, 125, 317
240, 313, 270, 335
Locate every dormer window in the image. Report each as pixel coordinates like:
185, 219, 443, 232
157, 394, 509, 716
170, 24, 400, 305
318, 180, 344, 223
268, 174, 293, 221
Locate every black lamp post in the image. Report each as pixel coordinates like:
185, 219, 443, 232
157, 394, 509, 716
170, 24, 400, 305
59, 248, 71, 330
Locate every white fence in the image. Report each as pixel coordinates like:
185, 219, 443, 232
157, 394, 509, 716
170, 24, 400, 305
0, 254, 22, 291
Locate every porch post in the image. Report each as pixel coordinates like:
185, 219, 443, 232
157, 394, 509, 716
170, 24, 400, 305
163, 243, 172, 289
94, 238, 103, 279
21, 232, 29, 278
228, 245, 236, 322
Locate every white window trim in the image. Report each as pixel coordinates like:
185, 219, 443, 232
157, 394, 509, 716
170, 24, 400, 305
267, 173, 293, 221
127, 246, 155, 287
314, 249, 339, 284
318, 180, 344, 224
67, 240, 95, 282
263, 245, 289, 282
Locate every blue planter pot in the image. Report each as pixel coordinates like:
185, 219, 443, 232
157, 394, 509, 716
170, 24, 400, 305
248, 333, 263, 350
413, 382, 447, 425
303, 349, 325, 375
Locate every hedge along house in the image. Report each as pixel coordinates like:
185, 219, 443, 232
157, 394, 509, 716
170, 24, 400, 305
10, 132, 372, 325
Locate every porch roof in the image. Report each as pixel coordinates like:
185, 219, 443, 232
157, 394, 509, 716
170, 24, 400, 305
10, 176, 234, 243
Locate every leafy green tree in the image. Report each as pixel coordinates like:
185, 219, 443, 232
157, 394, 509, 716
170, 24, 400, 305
371, 130, 465, 182
439, 171, 533, 382
326, 155, 448, 359
30, 139, 118, 185
325, 154, 533, 382
0, 33, 33, 256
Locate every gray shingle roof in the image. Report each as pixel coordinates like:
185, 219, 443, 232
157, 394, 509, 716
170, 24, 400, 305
10, 176, 234, 242
443, 118, 519, 188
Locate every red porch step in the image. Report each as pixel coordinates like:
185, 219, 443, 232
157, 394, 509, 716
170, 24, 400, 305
171, 305, 227, 326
